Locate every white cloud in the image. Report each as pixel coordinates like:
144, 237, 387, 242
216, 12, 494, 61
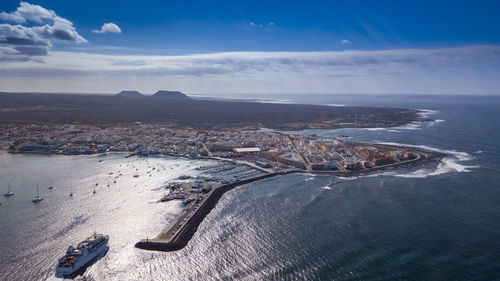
0, 2, 86, 61
249, 22, 276, 28
0, 45, 499, 94
92, 23, 122, 34
0, 1, 54, 23
341, 39, 352, 45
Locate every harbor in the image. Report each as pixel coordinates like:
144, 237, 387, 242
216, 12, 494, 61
135, 146, 442, 252
135, 168, 297, 252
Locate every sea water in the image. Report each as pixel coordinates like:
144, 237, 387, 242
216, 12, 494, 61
1, 94, 499, 280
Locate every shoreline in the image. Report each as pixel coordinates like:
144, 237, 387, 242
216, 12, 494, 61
135, 149, 444, 252
2, 142, 444, 253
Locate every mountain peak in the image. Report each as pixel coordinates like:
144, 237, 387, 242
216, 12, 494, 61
151, 90, 191, 101
116, 90, 144, 98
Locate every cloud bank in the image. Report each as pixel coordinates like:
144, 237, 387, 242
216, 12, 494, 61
92, 23, 121, 34
0, 2, 85, 61
1, 45, 499, 94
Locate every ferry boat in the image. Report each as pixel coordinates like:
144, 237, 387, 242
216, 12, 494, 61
55, 233, 109, 276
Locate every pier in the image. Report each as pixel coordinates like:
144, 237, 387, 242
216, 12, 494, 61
135, 170, 298, 252
135, 147, 443, 252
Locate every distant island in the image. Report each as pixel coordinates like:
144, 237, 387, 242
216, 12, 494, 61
0, 90, 443, 252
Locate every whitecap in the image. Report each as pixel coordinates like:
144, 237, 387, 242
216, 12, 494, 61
326, 103, 346, 107
320, 185, 332, 190
336, 176, 359, 180
393, 122, 422, 130
373, 142, 479, 178
475, 150, 483, 154
417, 109, 438, 118
364, 127, 387, 131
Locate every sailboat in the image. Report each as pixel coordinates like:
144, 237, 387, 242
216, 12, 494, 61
32, 185, 43, 203
48, 180, 54, 190
69, 186, 73, 197
4, 184, 14, 197
95, 178, 99, 186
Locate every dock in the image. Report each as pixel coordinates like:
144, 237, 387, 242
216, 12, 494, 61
135, 170, 298, 252
135, 148, 443, 252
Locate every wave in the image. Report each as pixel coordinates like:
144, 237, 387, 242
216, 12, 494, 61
336, 176, 360, 180
320, 185, 332, 190
393, 122, 423, 130
326, 103, 346, 107
417, 109, 438, 118
373, 142, 479, 178
364, 127, 387, 131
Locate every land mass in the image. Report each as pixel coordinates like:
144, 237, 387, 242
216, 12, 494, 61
0, 90, 442, 252
0, 91, 427, 130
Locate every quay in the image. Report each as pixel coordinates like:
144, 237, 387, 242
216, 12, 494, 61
135, 146, 444, 252
135, 169, 298, 252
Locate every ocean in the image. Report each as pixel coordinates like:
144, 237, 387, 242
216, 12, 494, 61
1, 94, 499, 280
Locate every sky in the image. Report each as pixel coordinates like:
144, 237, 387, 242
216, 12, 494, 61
1, 0, 500, 95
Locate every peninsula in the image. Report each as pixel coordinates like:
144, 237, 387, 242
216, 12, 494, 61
0, 90, 443, 252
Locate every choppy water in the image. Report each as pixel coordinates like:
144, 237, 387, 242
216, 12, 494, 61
1, 94, 500, 280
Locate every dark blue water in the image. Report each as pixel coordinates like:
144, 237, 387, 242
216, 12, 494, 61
1, 94, 499, 280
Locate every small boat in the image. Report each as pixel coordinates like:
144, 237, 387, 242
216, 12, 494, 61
48, 186, 54, 190
32, 185, 43, 203
93, 190, 96, 194
133, 174, 139, 178
4, 184, 14, 197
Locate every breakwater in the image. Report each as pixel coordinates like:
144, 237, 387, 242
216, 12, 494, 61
135, 149, 443, 252
135, 170, 298, 252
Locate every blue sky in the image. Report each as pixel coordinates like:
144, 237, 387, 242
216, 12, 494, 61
1, 0, 500, 94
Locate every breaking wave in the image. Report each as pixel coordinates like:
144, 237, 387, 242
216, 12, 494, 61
374, 142, 479, 178
417, 109, 438, 118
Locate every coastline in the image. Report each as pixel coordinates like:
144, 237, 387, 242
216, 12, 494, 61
135, 148, 444, 252
2, 133, 445, 253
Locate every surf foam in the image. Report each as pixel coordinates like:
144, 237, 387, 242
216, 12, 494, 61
374, 142, 479, 178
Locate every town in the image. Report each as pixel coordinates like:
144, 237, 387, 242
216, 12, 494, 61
1, 123, 426, 173
0, 122, 441, 253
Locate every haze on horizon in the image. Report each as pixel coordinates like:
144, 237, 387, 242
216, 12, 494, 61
1, 0, 500, 95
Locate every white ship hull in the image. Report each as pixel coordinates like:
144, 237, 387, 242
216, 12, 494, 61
55, 236, 109, 276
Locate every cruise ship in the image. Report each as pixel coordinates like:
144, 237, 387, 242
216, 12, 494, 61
55, 233, 109, 276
